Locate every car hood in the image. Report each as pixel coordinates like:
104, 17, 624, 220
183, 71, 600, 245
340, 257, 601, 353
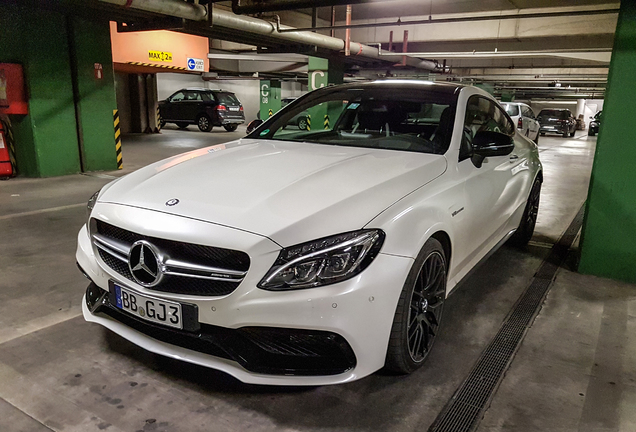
99, 139, 447, 246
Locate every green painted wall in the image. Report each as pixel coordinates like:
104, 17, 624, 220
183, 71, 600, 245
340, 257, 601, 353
579, 1, 636, 284
0, 5, 117, 177
70, 17, 118, 172
0, 6, 81, 177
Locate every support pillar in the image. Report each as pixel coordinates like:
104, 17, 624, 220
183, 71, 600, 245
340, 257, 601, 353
579, 1, 636, 283
259, 80, 281, 120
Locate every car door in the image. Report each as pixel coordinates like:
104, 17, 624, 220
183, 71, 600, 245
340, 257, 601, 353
182, 90, 203, 122
456, 96, 524, 262
164, 91, 186, 121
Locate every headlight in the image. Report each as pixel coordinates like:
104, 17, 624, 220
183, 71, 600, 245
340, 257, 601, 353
258, 230, 385, 290
86, 190, 100, 224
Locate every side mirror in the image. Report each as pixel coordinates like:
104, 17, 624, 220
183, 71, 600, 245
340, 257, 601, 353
471, 131, 515, 168
246, 119, 264, 134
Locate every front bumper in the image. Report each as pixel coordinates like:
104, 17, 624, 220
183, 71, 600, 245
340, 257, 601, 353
77, 206, 413, 385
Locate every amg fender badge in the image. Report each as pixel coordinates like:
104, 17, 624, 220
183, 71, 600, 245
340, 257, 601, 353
165, 198, 179, 206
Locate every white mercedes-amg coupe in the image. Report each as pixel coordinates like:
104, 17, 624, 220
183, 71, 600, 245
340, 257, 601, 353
77, 81, 542, 386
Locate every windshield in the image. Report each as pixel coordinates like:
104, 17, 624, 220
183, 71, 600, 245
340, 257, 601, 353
215, 92, 240, 105
248, 87, 458, 155
539, 109, 568, 119
502, 104, 519, 116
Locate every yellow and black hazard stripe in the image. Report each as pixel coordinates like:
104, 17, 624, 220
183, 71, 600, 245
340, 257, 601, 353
1, 118, 17, 175
324, 115, 330, 130
128, 62, 187, 71
307, 114, 311, 131
113, 109, 123, 170
156, 106, 162, 132
268, 109, 273, 117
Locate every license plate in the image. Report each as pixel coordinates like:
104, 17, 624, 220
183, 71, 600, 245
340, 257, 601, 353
113, 284, 183, 329
229, 107, 240, 111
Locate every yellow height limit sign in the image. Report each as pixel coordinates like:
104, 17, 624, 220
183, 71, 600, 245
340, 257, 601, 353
148, 51, 173, 62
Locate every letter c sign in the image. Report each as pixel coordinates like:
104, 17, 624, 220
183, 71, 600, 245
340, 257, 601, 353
311, 71, 325, 90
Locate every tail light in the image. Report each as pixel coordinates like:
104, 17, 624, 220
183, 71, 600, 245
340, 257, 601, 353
517, 117, 523, 129
239, 106, 244, 112
216, 105, 227, 111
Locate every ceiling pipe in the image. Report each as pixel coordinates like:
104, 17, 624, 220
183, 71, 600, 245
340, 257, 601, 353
278, 7, 620, 33
99, 0, 440, 71
231, 0, 371, 15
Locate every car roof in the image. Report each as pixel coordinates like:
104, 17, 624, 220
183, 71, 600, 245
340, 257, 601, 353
180, 88, 233, 93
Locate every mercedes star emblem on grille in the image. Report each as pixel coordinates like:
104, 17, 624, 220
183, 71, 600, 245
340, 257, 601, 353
128, 240, 163, 286
165, 198, 179, 206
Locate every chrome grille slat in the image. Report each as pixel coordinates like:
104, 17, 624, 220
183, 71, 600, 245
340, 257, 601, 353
93, 234, 129, 262
91, 220, 251, 297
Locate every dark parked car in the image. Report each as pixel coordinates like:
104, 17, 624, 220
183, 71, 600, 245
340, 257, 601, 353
159, 88, 245, 132
588, 111, 602, 136
281, 97, 309, 130
537, 108, 577, 138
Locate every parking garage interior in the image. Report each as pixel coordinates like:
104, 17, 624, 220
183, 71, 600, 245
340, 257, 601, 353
1, 0, 635, 431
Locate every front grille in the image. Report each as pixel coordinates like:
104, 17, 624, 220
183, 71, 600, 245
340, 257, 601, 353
86, 285, 356, 376
92, 220, 250, 297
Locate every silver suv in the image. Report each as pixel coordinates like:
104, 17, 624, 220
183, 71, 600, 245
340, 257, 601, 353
501, 102, 540, 144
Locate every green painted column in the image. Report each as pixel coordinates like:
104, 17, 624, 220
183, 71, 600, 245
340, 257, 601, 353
259, 80, 281, 120
307, 57, 329, 131
70, 17, 118, 172
579, 1, 636, 283
0, 5, 118, 177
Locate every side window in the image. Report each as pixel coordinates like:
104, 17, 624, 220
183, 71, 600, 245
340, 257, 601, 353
521, 106, 533, 118
461, 96, 514, 161
494, 105, 515, 136
184, 91, 201, 101
170, 91, 185, 102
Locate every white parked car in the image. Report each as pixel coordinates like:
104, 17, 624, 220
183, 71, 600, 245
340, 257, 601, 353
501, 102, 540, 144
77, 81, 542, 386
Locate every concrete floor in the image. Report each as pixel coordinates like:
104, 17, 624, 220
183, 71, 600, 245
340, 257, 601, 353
0, 127, 634, 432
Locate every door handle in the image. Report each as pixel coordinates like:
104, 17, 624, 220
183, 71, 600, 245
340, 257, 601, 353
509, 154, 519, 162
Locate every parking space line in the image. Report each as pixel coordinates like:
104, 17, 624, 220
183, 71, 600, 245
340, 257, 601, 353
0, 203, 85, 221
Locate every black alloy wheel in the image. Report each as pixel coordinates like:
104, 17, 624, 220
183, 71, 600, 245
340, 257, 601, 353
197, 115, 212, 132
224, 124, 238, 132
510, 178, 542, 247
176, 122, 189, 129
385, 238, 446, 374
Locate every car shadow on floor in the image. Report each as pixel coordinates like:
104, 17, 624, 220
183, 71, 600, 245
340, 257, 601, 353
101, 244, 549, 431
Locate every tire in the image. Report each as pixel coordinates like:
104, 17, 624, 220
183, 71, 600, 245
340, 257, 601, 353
176, 122, 189, 129
223, 124, 238, 132
197, 115, 212, 132
562, 130, 569, 138
509, 179, 542, 247
297, 117, 308, 130
570, 130, 575, 137
588, 130, 596, 136
385, 238, 447, 374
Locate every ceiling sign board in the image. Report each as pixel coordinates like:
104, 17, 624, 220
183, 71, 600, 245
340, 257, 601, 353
148, 51, 173, 62
186, 58, 205, 72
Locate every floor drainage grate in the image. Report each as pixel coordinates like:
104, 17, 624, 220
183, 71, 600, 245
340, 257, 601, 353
428, 203, 586, 432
